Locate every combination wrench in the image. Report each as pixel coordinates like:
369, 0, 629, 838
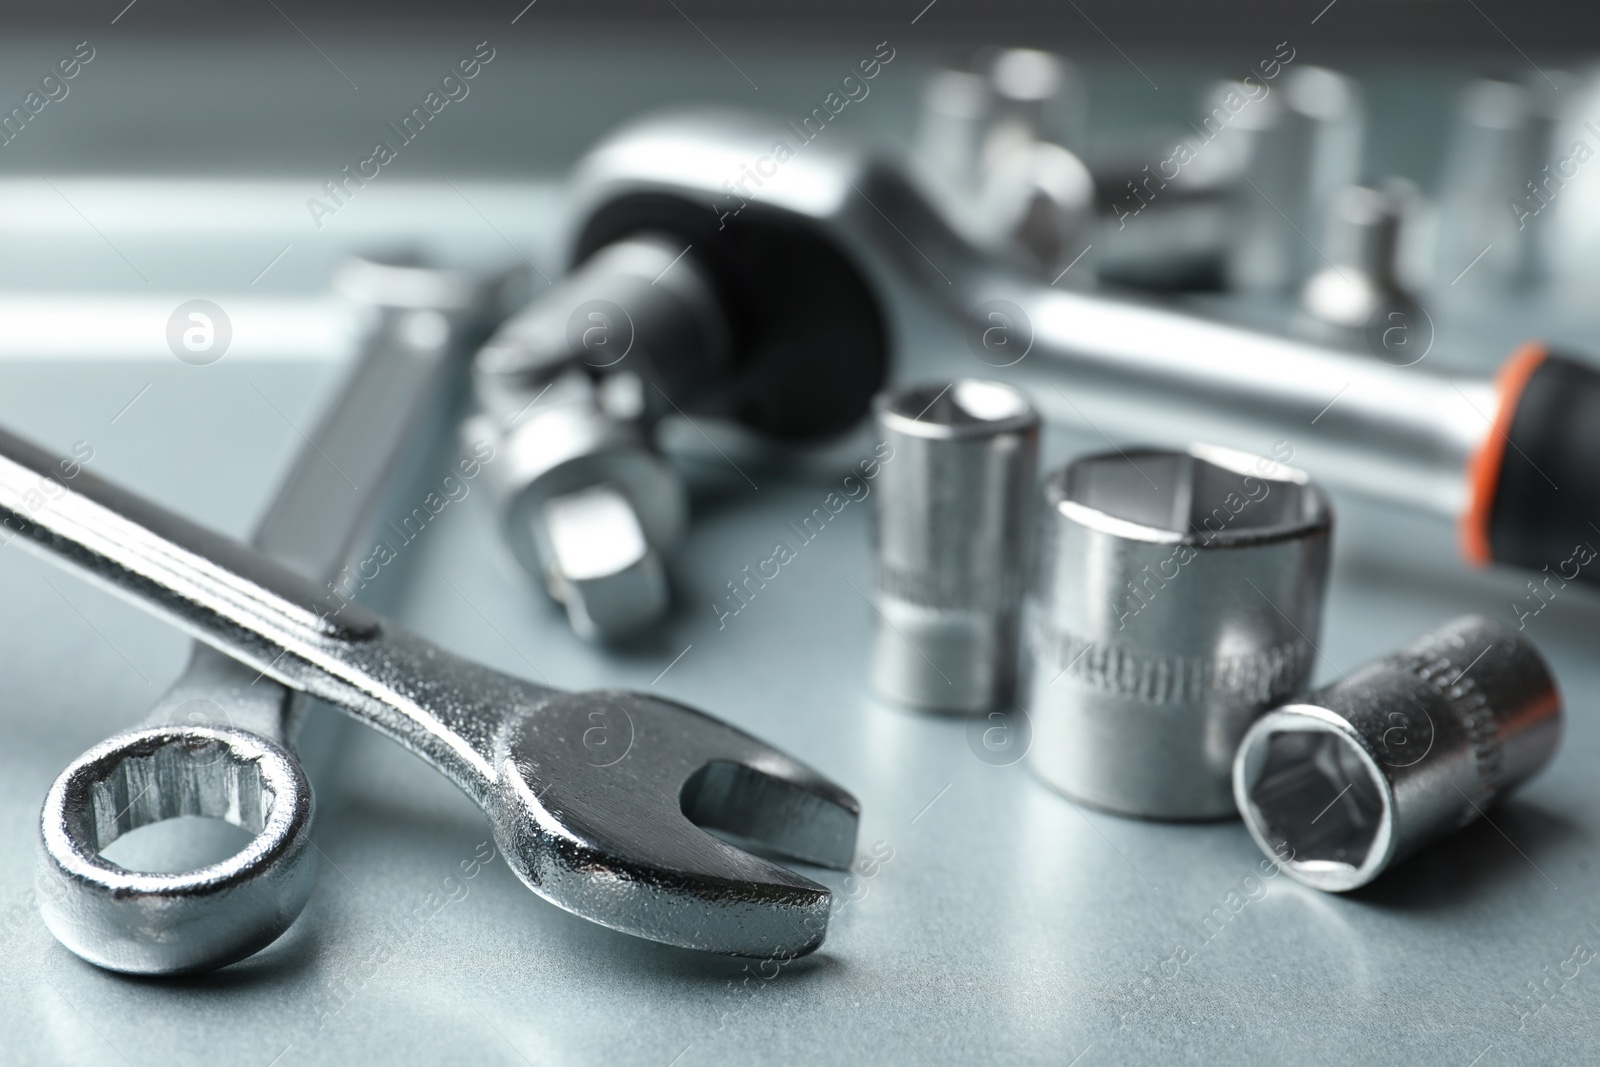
34, 253, 506, 974
9, 332, 859, 972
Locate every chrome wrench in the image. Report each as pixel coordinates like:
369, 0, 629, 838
9, 375, 859, 971
34, 253, 506, 974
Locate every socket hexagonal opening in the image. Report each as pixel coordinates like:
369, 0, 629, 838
1239, 723, 1390, 889
1062, 446, 1323, 546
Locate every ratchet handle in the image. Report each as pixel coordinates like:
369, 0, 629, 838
1464, 345, 1600, 582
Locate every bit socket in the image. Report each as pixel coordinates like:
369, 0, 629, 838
1025, 445, 1332, 819
466, 368, 685, 642
870, 380, 1040, 713
1234, 614, 1562, 891
1228, 66, 1364, 291
1437, 78, 1560, 288
1301, 179, 1427, 359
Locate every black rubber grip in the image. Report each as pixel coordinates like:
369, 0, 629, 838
1489, 352, 1600, 578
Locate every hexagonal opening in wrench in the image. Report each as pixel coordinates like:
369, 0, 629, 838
1062, 447, 1319, 544
77, 738, 272, 874
1242, 727, 1388, 877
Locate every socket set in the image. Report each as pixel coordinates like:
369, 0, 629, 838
865, 376, 1560, 890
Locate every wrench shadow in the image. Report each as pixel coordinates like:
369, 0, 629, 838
527, 891, 848, 986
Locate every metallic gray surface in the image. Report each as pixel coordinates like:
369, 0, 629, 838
0, 421, 859, 959
1025, 445, 1333, 819
1235, 614, 1562, 891
35, 256, 499, 974
869, 380, 1039, 712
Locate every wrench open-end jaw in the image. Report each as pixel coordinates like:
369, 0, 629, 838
315, 630, 862, 957
6, 426, 859, 963
492, 686, 860, 955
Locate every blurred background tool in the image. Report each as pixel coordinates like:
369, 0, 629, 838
466, 234, 705, 640
1225, 66, 1365, 292
912, 48, 1095, 278
466, 217, 889, 638
550, 107, 1600, 587
1298, 178, 1427, 354
1436, 76, 1564, 291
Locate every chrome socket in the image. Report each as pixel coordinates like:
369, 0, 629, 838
1234, 614, 1562, 891
1300, 179, 1427, 357
1437, 77, 1560, 289
912, 51, 1095, 278
869, 380, 1040, 713
1227, 66, 1364, 291
466, 232, 726, 641
465, 368, 686, 641
1025, 445, 1333, 819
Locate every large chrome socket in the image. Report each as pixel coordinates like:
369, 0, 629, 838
1025, 445, 1333, 819
870, 380, 1040, 713
1234, 614, 1562, 891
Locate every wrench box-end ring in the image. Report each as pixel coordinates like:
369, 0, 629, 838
38, 725, 315, 974
1234, 614, 1561, 892
1025, 444, 1333, 820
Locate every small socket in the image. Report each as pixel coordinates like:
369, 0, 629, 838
869, 380, 1040, 713
1234, 615, 1562, 891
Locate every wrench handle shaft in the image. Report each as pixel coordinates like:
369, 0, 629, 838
0, 423, 383, 658
151, 300, 473, 742
256, 311, 462, 590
